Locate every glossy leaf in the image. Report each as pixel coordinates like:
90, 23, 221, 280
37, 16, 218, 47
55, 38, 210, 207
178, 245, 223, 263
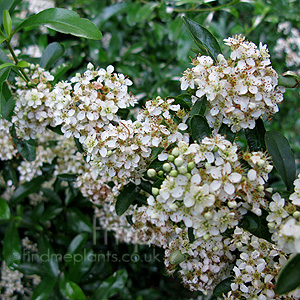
67, 208, 93, 233
190, 96, 207, 117
182, 16, 222, 61
174, 94, 193, 110
3, 10, 12, 36
1, 80, 15, 121
10, 176, 46, 204
115, 182, 140, 216
265, 131, 296, 191
0, 197, 10, 220
38, 235, 60, 278
3, 220, 21, 268
275, 254, 300, 295
92, 269, 128, 300
40, 42, 65, 70
15, 8, 102, 40
239, 211, 272, 242
245, 118, 266, 151
190, 114, 211, 142
218, 124, 236, 143
31, 276, 57, 300
57, 173, 78, 182
213, 277, 234, 297
67, 233, 88, 255
0, 0, 21, 25
65, 281, 88, 300
15, 138, 37, 161
51, 62, 72, 82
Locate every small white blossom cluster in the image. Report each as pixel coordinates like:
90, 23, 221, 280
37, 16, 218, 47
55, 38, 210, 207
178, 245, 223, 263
181, 35, 285, 131
275, 21, 300, 70
0, 261, 41, 300
146, 135, 272, 237
0, 118, 17, 160
224, 227, 300, 300
12, 64, 54, 140
164, 228, 232, 293
266, 175, 300, 254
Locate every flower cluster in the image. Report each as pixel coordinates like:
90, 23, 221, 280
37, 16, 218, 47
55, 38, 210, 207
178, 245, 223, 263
12, 64, 54, 140
181, 35, 285, 131
0, 118, 17, 161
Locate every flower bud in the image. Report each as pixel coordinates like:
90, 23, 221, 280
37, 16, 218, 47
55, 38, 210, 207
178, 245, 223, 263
169, 203, 178, 211
152, 187, 160, 196
293, 211, 300, 219
179, 166, 187, 175
158, 170, 164, 177
203, 233, 210, 240
169, 250, 186, 265
267, 222, 275, 229
170, 170, 178, 177
185, 173, 192, 180
163, 163, 172, 173
204, 211, 213, 219
174, 157, 184, 167
171, 147, 180, 157
228, 200, 237, 208
147, 168, 157, 178
187, 162, 195, 172
168, 155, 175, 162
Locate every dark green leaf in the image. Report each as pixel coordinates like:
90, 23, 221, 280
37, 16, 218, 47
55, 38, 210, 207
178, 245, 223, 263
67, 208, 92, 233
218, 124, 236, 143
275, 254, 300, 295
1, 81, 15, 121
173, 94, 193, 110
188, 227, 195, 243
67, 233, 88, 255
42, 205, 63, 221
190, 114, 211, 142
15, 8, 102, 40
10, 176, 46, 204
57, 173, 78, 182
182, 16, 222, 61
0, 0, 21, 24
117, 108, 129, 119
65, 281, 88, 300
2, 161, 18, 186
265, 131, 296, 191
41, 188, 61, 204
16, 138, 36, 161
18, 262, 47, 276
245, 118, 266, 151
239, 211, 272, 242
3, 220, 21, 268
0, 197, 10, 220
67, 249, 94, 283
115, 182, 140, 216
92, 269, 128, 300
38, 235, 60, 278
213, 277, 234, 297
3, 10, 12, 36
74, 137, 85, 153
40, 42, 65, 70
51, 62, 72, 83
31, 276, 56, 300
190, 96, 207, 117
47, 124, 63, 135
151, 147, 164, 160
139, 180, 152, 194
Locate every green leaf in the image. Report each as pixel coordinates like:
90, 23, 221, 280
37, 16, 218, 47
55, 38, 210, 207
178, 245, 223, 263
38, 235, 60, 278
3, 220, 21, 268
15, 138, 37, 161
1, 80, 15, 121
218, 124, 236, 143
67, 248, 94, 283
92, 269, 128, 300
0, 0, 20, 25
151, 147, 164, 160
10, 176, 46, 204
41, 205, 63, 221
182, 16, 222, 61
278, 71, 300, 88
190, 96, 207, 117
40, 42, 65, 70
50, 62, 72, 83
57, 173, 78, 182
3, 10, 12, 36
65, 281, 88, 300
213, 277, 234, 297
275, 254, 300, 295
14, 8, 102, 40
67, 208, 92, 233
173, 94, 193, 110
16, 60, 29, 68
190, 114, 211, 142
239, 211, 272, 242
67, 233, 88, 255
115, 182, 140, 216
0, 197, 10, 220
245, 118, 266, 151
0, 35, 6, 44
0, 62, 14, 70
265, 131, 296, 191
31, 276, 57, 300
